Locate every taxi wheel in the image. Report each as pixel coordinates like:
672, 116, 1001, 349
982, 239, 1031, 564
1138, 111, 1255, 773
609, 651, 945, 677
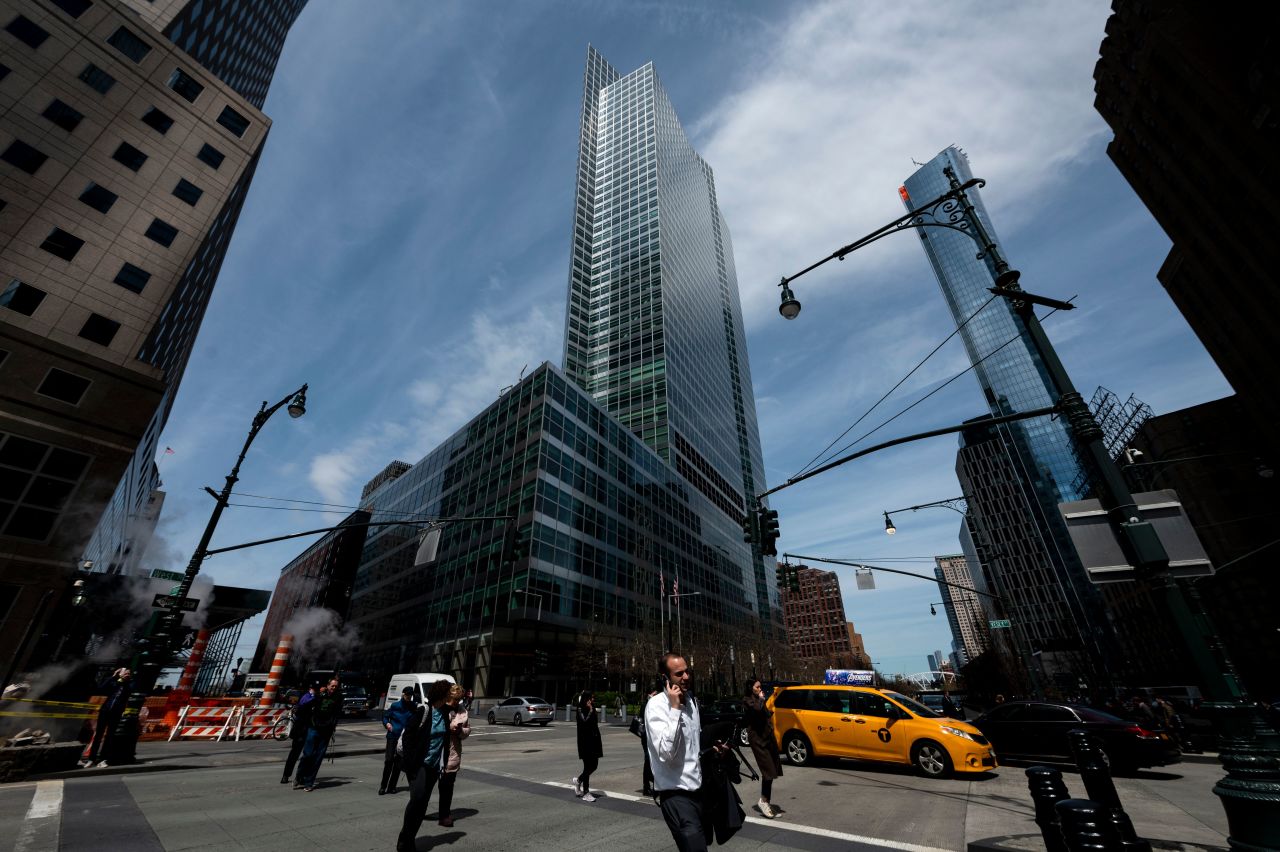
783, 732, 813, 767
487, 711, 497, 725
911, 740, 954, 779
738, 727, 749, 748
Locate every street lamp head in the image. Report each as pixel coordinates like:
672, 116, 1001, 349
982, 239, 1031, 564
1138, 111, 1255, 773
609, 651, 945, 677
778, 280, 801, 320
287, 386, 307, 419
930, 603, 936, 616
883, 512, 896, 535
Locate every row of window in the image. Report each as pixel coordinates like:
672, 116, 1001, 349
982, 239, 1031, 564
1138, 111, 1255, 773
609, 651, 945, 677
5, 13, 253, 133
1, 279, 119, 349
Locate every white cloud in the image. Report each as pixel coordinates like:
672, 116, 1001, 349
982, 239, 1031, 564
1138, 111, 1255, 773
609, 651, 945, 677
306, 306, 561, 507
698, 0, 1112, 327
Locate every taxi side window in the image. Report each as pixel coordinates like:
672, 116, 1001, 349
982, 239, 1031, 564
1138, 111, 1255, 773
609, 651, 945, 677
773, 689, 808, 709
852, 692, 897, 718
810, 690, 851, 713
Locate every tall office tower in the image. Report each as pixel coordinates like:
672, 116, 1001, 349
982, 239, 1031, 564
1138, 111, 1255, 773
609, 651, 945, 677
904, 148, 1122, 689
1094, 0, 1280, 454
562, 47, 775, 625
344, 49, 776, 698
933, 554, 988, 663
780, 565, 858, 672
0, 0, 308, 677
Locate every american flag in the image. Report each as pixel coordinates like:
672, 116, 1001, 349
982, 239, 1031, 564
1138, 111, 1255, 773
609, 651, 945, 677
673, 576, 679, 607
163, 447, 175, 455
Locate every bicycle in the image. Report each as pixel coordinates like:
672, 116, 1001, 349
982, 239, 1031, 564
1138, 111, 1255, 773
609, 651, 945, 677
270, 707, 294, 741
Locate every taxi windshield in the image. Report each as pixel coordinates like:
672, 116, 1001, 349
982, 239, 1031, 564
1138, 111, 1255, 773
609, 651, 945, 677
885, 691, 942, 718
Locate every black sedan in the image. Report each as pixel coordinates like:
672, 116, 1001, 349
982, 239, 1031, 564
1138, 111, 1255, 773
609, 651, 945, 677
699, 699, 749, 747
972, 700, 1180, 774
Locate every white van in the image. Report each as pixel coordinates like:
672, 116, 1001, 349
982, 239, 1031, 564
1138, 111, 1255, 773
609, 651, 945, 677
384, 672, 456, 710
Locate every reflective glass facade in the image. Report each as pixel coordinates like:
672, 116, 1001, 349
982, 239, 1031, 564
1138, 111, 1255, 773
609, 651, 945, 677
904, 149, 1121, 683
347, 364, 762, 698
563, 47, 774, 622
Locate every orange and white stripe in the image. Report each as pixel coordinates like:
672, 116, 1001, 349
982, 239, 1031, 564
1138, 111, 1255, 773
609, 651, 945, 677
259, 633, 293, 708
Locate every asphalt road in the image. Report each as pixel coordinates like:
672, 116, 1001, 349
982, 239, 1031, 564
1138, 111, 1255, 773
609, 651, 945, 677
0, 718, 1230, 851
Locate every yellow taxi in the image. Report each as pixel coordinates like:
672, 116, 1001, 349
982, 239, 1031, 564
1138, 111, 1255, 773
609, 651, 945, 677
767, 685, 997, 778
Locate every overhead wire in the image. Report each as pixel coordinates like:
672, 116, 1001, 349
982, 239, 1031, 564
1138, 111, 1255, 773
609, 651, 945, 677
815, 299, 1075, 467
791, 294, 998, 480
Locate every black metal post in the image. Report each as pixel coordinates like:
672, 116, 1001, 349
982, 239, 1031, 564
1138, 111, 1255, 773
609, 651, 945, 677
106, 384, 307, 764
1025, 766, 1071, 852
1067, 730, 1150, 852
1056, 799, 1125, 852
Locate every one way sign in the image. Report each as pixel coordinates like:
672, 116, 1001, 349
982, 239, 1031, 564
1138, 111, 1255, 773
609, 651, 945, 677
152, 594, 198, 612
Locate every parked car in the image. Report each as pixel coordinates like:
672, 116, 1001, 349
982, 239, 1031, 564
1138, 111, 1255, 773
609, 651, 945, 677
768, 685, 996, 778
488, 696, 554, 726
971, 700, 1180, 774
342, 684, 371, 717
917, 691, 969, 719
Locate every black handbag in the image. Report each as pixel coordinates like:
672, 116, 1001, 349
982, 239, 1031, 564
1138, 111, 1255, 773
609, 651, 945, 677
628, 716, 643, 738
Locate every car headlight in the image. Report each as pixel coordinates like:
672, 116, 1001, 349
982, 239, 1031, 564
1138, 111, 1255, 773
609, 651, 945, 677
940, 726, 977, 742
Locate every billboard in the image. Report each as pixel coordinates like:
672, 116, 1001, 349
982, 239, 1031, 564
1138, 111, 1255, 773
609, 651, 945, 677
824, 669, 875, 686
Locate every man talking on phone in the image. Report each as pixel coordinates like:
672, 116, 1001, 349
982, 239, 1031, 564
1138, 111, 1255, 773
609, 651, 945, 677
645, 651, 722, 851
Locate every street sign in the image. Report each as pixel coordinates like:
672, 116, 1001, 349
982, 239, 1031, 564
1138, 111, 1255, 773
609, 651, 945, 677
150, 568, 184, 582
152, 593, 198, 612
988, 619, 1012, 629
1059, 489, 1212, 583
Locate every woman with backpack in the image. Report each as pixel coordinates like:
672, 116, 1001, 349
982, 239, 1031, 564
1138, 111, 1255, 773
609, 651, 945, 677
397, 680, 454, 852
572, 690, 603, 803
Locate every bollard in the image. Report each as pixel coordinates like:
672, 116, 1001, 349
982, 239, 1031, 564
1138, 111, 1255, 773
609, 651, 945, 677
1026, 765, 1071, 852
1067, 729, 1151, 852
1055, 799, 1124, 852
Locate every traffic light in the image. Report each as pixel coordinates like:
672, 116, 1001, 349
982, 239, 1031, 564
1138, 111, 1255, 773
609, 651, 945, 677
500, 520, 529, 565
789, 564, 801, 593
741, 511, 758, 544
776, 562, 801, 594
759, 508, 780, 556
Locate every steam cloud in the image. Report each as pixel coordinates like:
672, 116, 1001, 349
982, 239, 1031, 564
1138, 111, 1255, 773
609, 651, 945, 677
283, 608, 360, 672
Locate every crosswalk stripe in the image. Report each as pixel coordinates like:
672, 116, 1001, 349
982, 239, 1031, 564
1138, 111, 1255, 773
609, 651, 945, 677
15, 779, 63, 852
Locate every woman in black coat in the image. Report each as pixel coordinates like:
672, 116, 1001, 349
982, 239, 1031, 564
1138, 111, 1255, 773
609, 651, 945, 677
573, 690, 603, 803
742, 678, 783, 819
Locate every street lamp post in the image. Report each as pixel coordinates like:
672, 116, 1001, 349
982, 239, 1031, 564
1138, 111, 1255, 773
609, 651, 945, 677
775, 167, 1280, 846
107, 384, 308, 764
512, 588, 543, 621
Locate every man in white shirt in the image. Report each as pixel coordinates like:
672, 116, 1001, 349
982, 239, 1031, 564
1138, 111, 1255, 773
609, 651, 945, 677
645, 652, 715, 852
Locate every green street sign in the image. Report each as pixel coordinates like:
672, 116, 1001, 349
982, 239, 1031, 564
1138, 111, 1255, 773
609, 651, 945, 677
150, 569, 184, 582
989, 619, 1012, 629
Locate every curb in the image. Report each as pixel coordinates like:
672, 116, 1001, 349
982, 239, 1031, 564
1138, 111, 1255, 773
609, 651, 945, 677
23, 745, 385, 782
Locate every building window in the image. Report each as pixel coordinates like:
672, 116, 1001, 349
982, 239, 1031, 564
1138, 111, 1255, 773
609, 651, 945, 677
78, 63, 116, 94
106, 26, 151, 63
216, 105, 250, 137
42, 99, 84, 132
5, 15, 49, 49
51, 0, 93, 17
113, 263, 150, 293
172, 178, 202, 206
2, 140, 48, 175
196, 143, 225, 169
78, 313, 119, 346
35, 369, 90, 406
167, 68, 204, 103
112, 141, 147, 171
78, 182, 117, 214
141, 107, 174, 134
0, 432, 93, 542
40, 228, 85, 261
1, 280, 46, 316
144, 218, 178, 247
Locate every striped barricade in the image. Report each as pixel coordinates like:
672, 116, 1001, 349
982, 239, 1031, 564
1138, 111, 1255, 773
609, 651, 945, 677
236, 707, 285, 741
166, 705, 240, 741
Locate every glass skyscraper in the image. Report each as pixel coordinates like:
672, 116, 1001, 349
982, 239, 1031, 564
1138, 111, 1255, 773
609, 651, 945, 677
342, 48, 777, 699
563, 47, 773, 622
904, 148, 1120, 685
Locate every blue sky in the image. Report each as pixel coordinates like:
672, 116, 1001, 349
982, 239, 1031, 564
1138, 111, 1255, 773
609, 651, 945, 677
146, 1, 1231, 680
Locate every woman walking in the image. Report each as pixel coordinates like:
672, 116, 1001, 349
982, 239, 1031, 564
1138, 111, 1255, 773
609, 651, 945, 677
743, 678, 783, 818
437, 684, 471, 827
571, 690, 602, 803
397, 680, 452, 852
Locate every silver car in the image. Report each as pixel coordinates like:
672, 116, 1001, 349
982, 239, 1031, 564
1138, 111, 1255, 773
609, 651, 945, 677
487, 696, 554, 726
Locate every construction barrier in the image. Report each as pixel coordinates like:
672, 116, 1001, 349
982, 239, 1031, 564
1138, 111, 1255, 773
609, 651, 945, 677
167, 705, 240, 741
259, 633, 292, 708
166, 705, 287, 741
0, 697, 97, 721
163, 628, 211, 729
